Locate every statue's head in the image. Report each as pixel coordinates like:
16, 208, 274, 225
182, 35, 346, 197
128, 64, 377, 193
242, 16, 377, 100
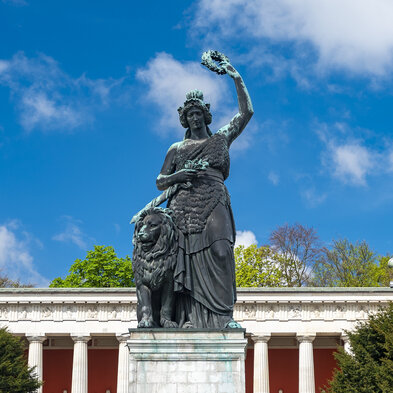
178, 90, 212, 139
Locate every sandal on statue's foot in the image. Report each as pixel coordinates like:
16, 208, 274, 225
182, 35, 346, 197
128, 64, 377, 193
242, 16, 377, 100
225, 320, 242, 329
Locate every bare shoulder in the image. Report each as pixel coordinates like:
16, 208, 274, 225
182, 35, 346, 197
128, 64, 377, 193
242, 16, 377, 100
164, 141, 182, 157
168, 141, 182, 151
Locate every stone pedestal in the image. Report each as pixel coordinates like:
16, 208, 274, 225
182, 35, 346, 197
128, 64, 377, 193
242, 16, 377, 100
127, 329, 247, 393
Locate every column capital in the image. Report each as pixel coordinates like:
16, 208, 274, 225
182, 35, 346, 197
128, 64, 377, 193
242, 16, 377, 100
251, 333, 271, 343
341, 333, 350, 342
71, 334, 91, 343
116, 333, 130, 343
341, 332, 353, 354
296, 333, 316, 343
26, 334, 47, 343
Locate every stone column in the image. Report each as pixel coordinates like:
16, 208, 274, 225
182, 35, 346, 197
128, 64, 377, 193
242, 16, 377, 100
297, 333, 316, 393
251, 334, 271, 393
71, 335, 90, 393
116, 334, 130, 393
27, 334, 47, 393
341, 334, 352, 355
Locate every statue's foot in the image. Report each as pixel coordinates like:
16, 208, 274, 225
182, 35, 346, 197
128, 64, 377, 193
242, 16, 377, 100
225, 320, 242, 329
138, 318, 155, 328
182, 321, 194, 329
161, 319, 178, 328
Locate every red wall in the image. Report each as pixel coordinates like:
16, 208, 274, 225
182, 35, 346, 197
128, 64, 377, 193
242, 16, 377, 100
42, 348, 118, 393
269, 348, 299, 393
245, 347, 338, 393
88, 348, 118, 393
43, 349, 73, 393
245, 348, 254, 393
314, 348, 337, 392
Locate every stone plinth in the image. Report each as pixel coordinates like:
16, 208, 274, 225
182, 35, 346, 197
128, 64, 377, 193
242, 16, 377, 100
127, 329, 247, 393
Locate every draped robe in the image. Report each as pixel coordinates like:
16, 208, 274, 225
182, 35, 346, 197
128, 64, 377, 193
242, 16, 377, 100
167, 132, 237, 328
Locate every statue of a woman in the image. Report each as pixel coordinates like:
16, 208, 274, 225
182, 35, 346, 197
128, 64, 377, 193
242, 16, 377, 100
156, 59, 253, 328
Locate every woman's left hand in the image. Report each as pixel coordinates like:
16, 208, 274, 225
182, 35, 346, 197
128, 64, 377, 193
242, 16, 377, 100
220, 61, 240, 79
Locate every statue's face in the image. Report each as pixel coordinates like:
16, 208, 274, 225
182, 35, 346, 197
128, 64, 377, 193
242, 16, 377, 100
186, 106, 205, 130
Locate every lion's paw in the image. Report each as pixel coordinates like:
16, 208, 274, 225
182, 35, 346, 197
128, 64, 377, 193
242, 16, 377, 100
161, 319, 178, 328
138, 318, 155, 328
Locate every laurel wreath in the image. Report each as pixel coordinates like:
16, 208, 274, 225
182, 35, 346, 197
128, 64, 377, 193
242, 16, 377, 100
201, 50, 230, 75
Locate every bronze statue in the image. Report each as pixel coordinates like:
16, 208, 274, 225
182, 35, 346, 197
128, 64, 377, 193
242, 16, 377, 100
132, 51, 253, 329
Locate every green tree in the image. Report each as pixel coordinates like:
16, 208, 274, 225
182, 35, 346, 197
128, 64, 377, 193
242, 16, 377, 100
322, 303, 393, 393
312, 239, 387, 287
50, 245, 134, 287
377, 255, 393, 287
0, 327, 41, 393
235, 244, 283, 287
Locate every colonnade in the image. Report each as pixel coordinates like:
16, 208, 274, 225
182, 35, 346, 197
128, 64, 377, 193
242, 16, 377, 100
251, 333, 350, 393
26, 333, 129, 393
26, 331, 350, 393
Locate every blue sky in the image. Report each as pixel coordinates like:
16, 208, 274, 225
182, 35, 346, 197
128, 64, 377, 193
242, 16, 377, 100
1, 0, 393, 286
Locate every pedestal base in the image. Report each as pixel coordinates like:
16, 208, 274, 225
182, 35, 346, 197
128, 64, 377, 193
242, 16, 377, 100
127, 329, 247, 393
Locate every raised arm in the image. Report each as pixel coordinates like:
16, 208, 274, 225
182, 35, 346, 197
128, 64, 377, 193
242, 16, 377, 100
218, 63, 254, 146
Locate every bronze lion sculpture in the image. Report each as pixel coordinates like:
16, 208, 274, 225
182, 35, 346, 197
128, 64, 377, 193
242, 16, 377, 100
132, 207, 178, 328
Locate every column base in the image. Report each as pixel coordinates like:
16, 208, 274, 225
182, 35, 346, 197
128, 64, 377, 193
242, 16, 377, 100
127, 329, 247, 393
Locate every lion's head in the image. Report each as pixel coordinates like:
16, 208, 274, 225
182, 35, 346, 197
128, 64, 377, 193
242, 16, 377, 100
132, 207, 178, 276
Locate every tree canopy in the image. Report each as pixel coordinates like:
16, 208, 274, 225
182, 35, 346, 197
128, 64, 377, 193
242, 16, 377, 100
322, 303, 393, 393
0, 328, 41, 393
235, 244, 283, 287
49, 245, 134, 288
312, 239, 389, 287
234, 223, 392, 288
270, 223, 322, 286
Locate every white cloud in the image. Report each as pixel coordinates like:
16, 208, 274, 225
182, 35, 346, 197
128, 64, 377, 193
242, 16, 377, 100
193, 0, 393, 77
331, 143, 373, 185
316, 122, 393, 186
235, 230, 257, 248
0, 221, 48, 287
268, 171, 279, 186
136, 52, 231, 135
387, 150, 393, 172
301, 188, 327, 207
0, 52, 124, 132
0, 60, 9, 73
20, 91, 84, 130
52, 216, 91, 249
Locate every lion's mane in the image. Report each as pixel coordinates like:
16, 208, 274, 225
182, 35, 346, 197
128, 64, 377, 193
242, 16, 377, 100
132, 207, 178, 290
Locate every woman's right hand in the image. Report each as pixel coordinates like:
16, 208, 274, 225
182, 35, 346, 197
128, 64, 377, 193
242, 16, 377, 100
171, 168, 198, 184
